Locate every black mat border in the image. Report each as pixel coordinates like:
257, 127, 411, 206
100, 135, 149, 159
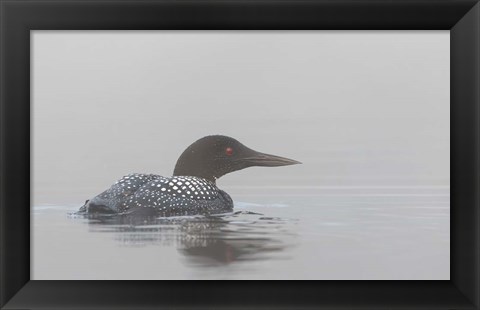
1, 0, 479, 309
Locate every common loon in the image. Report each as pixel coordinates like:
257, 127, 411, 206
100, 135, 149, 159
79, 135, 300, 217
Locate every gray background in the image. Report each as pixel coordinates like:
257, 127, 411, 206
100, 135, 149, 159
32, 31, 449, 205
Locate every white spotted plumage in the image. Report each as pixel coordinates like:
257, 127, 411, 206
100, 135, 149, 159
84, 173, 232, 216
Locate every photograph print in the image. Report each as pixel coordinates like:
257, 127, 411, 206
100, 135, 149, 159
32, 31, 449, 280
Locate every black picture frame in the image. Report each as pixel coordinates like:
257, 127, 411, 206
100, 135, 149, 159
1, 0, 479, 309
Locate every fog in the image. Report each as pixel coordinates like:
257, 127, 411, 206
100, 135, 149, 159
32, 31, 449, 205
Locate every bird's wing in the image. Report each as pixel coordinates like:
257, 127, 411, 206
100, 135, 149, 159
86, 173, 161, 212
121, 176, 223, 215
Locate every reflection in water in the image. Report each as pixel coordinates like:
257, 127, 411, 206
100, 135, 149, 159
77, 211, 297, 266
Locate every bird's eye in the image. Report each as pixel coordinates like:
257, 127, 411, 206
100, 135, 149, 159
225, 147, 233, 156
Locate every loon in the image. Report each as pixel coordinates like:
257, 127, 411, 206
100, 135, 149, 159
79, 135, 300, 217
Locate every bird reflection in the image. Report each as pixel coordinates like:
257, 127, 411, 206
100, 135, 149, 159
80, 211, 296, 266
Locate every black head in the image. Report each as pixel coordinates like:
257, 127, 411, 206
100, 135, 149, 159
173, 135, 301, 183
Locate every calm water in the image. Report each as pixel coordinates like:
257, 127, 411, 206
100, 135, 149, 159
32, 188, 449, 280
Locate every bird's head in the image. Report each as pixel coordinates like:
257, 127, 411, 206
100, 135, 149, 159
173, 135, 301, 183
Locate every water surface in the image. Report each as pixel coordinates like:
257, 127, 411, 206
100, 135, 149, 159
32, 187, 449, 280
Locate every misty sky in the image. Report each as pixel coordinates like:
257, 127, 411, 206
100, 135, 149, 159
32, 31, 449, 205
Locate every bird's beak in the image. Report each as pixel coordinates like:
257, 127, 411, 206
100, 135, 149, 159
241, 152, 301, 167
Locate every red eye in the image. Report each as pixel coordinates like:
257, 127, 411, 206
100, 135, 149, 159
225, 147, 233, 156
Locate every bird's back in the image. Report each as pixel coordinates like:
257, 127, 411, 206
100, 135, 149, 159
80, 173, 233, 216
